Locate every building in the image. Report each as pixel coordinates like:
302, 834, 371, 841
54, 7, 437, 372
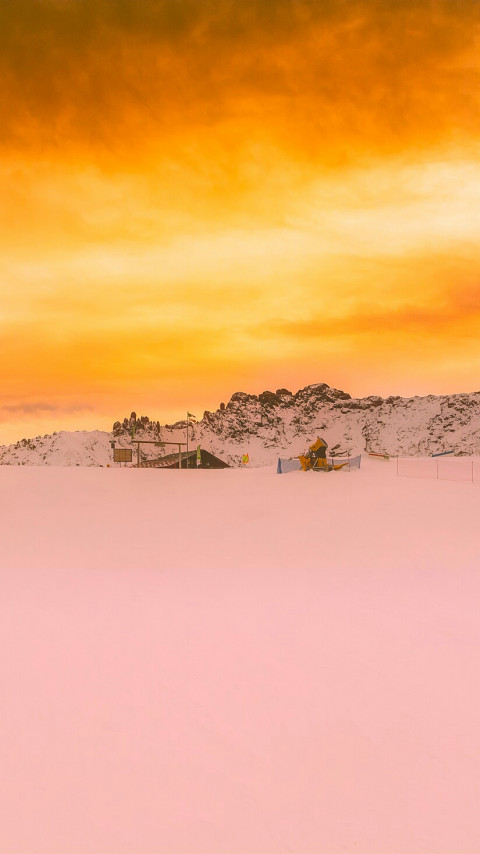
140, 449, 230, 469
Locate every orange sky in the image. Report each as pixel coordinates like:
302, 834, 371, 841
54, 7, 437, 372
2, 0, 480, 442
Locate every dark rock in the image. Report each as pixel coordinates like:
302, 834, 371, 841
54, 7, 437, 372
227, 392, 258, 409
259, 391, 280, 406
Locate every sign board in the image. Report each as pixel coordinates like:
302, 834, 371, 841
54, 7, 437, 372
114, 448, 133, 463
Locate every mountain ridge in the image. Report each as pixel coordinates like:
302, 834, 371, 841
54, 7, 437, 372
1, 382, 480, 466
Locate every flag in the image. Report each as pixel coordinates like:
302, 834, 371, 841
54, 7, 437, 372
242, 453, 249, 465
187, 411, 196, 421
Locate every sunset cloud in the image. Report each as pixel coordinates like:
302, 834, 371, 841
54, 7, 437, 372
1, 0, 479, 161
1, 0, 480, 441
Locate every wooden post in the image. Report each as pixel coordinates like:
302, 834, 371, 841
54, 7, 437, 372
178, 444, 182, 469
137, 442, 140, 468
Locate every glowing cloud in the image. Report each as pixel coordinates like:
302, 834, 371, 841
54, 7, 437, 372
1, 0, 480, 440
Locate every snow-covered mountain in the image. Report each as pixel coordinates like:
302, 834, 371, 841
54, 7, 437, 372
1, 382, 480, 467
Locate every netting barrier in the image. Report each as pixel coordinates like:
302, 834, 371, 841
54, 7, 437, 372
277, 457, 302, 473
397, 458, 437, 479
277, 455, 361, 473
397, 457, 480, 483
328, 455, 362, 470
438, 459, 475, 482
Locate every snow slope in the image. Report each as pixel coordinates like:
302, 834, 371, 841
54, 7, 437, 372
0, 429, 125, 467
1, 459, 479, 854
1, 455, 478, 571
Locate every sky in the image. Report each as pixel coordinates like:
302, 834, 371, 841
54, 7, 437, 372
2, 0, 480, 442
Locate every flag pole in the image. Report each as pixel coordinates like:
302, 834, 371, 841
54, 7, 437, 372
186, 412, 196, 469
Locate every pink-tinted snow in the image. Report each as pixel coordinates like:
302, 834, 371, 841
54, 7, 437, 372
1, 459, 479, 853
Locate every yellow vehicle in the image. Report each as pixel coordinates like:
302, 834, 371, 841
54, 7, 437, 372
298, 437, 349, 472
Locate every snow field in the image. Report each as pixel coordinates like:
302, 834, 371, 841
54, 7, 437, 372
0, 456, 478, 570
1, 459, 480, 853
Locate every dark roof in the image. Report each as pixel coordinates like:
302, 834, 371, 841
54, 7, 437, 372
141, 451, 195, 468
140, 449, 230, 469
